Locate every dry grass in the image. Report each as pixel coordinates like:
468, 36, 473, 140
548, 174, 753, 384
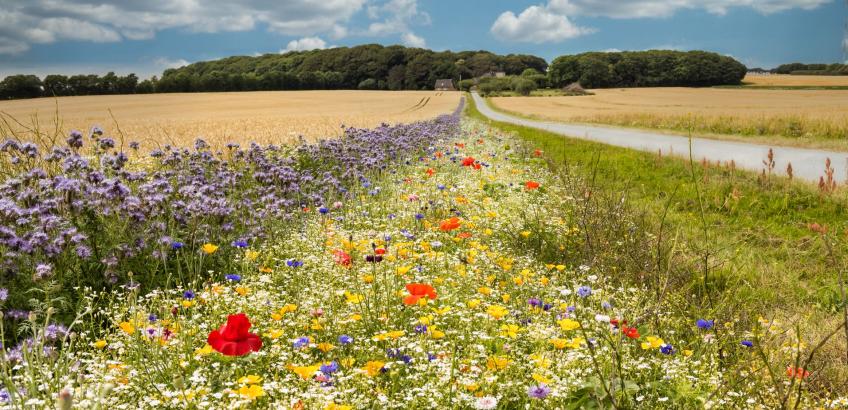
0, 90, 460, 149
743, 74, 848, 87
489, 87, 848, 150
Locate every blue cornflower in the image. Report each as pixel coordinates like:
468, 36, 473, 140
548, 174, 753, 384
293, 337, 310, 348
148, 314, 158, 323
320, 361, 339, 374
436, 184, 446, 190
225, 274, 241, 282
171, 241, 184, 250
660, 344, 674, 355
577, 286, 592, 298
318, 207, 329, 214
183, 290, 195, 300
696, 319, 714, 330
338, 335, 353, 345
527, 384, 551, 400
0, 288, 7, 302
401, 355, 412, 364
286, 260, 303, 268
414, 325, 428, 334
232, 240, 248, 248
414, 213, 425, 220
741, 340, 753, 347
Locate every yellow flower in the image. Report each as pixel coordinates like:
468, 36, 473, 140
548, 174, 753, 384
419, 315, 433, 325
345, 292, 364, 304
430, 328, 446, 339
349, 313, 363, 321
465, 383, 480, 392
487, 305, 508, 320
555, 264, 566, 271
520, 231, 530, 238
362, 361, 385, 377
238, 375, 262, 385
245, 250, 259, 261
373, 330, 405, 341
282, 304, 298, 313
565, 337, 586, 349
397, 265, 412, 275
513, 276, 525, 286
533, 373, 552, 384
235, 286, 249, 296
486, 355, 510, 371
467, 299, 481, 309
362, 275, 374, 284
195, 344, 214, 356
500, 324, 521, 338
317, 343, 335, 352
201, 243, 219, 255
501, 294, 511, 303
264, 329, 284, 339
118, 321, 135, 335
478, 287, 492, 296
557, 318, 581, 331
181, 300, 195, 308
683, 349, 694, 357
310, 319, 324, 330
237, 384, 264, 400
539, 277, 549, 286
550, 338, 568, 349
325, 404, 353, 410
641, 336, 665, 350
432, 306, 451, 315
291, 364, 320, 380
93, 339, 108, 349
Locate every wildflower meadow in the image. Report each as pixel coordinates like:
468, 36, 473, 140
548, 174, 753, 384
0, 98, 846, 409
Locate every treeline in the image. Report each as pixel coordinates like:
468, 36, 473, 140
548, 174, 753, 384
548, 50, 747, 88
153, 44, 546, 92
772, 63, 848, 75
0, 72, 150, 99
0, 44, 547, 99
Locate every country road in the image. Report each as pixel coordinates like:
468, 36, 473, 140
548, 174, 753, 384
471, 92, 847, 184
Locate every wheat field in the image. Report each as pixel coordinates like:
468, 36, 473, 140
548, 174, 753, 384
490, 87, 848, 148
743, 74, 848, 86
0, 90, 461, 148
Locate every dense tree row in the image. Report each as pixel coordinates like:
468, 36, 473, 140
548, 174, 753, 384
0, 72, 147, 99
548, 50, 747, 88
773, 62, 848, 75
153, 44, 547, 93
0, 44, 546, 99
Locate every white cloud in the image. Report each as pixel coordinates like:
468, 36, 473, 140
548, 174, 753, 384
547, 0, 832, 18
490, 5, 593, 43
362, 0, 429, 47
401, 32, 426, 48
491, 0, 830, 43
283, 36, 328, 52
0, 0, 366, 54
153, 57, 190, 70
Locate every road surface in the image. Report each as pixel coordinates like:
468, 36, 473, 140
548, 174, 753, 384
471, 92, 846, 183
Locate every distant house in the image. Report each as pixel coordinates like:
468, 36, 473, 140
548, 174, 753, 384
434, 79, 456, 91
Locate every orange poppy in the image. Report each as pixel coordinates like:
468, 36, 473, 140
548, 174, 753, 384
533, 149, 543, 157
457, 232, 472, 239
439, 217, 461, 231
403, 283, 437, 305
525, 181, 540, 190
425, 168, 435, 177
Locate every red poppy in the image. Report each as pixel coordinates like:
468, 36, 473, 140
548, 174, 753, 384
533, 149, 543, 157
455, 143, 465, 148
461, 157, 475, 167
472, 162, 482, 170
375, 248, 387, 255
207, 313, 262, 356
333, 250, 351, 267
457, 232, 472, 239
435, 151, 443, 158
525, 181, 540, 190
786, 366, 810, 380
403, 283, 437, 305
425, 168, 435, 177
622, 326, 640, 339
439, 217, 461, 232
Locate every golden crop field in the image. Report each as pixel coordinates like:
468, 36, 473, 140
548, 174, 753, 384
743, 74, 848, 86
0, 90, 460, 148
490, 87, 848, 148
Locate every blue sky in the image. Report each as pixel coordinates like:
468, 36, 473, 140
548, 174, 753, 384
0, 0, 845, 78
